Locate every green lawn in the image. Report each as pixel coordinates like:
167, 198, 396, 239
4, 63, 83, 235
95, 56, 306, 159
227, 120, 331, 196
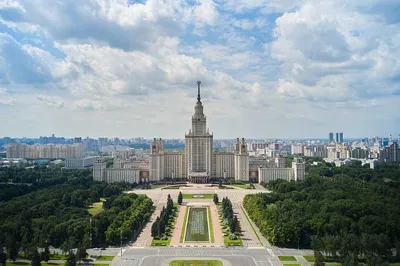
207, 206, 215, 243
95, 256, 115, 261
223, 235, 243, 246
169, 260, 222, 266
231, 184, 254, 189
182, 194, 214, 199
88, 201, 104, 216
151, 238, 171, 246
304, 256, 315, 262
49, 254, 68, 260
180, 206, 189, 243
151, 184, 167, 189
91, 264, 110, 266
282, 264, 300, 266
278, 256, 296, 261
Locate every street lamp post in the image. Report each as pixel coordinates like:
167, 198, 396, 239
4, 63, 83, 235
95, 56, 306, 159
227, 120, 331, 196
120, 230, 123, 259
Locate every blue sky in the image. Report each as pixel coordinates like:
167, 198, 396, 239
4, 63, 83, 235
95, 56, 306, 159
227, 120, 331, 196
0, 0, 399, 139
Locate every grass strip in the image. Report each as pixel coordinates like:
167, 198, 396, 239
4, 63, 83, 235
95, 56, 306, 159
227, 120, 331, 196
182, 194, 214, 199
304, 256, 315, 262
170, 260, 222, 266
96, 256, 115, 261
278, 256, 297, 261
180, 206, 189, 243
207, 206, 215, 243
223, 235, 243, 246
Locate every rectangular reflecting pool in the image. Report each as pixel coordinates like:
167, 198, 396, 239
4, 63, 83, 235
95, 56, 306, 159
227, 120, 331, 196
184, 207, 210, 242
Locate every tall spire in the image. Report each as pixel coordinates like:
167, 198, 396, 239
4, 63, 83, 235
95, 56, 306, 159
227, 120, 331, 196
197, 80, 201, 102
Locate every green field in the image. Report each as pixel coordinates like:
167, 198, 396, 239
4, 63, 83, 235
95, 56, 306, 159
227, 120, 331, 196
96, 256, 115, 261
184, 207, 210, 242
169, 260, 223, 266
180, 206, 190, 243
282, 264, 300, 266
182, 194, 214, 199
278, 256, 296, 261
88, 201, 104, 216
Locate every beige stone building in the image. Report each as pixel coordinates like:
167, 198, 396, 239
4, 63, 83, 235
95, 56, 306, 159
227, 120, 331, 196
94, 81, 305, 184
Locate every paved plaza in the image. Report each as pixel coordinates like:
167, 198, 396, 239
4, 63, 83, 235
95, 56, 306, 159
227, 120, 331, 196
122, 184, 313, 266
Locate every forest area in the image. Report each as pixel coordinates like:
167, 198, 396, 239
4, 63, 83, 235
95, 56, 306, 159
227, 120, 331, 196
0, 166, 153, 261
244, 162, 400, 265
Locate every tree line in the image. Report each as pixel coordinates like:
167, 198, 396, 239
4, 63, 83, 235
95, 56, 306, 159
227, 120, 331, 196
0, 168, 153, 261
244, 170, 400, 265
151, 194, 174, 240
221, 197, 239, 235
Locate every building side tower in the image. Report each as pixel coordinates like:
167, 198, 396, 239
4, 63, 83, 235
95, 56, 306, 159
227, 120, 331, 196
149, 138, 165, 181
275, 155, 285, 168
184, 81, 213, 183
234, 138, 249, 181
93, 159, 107, 182
292, 158, 305, 181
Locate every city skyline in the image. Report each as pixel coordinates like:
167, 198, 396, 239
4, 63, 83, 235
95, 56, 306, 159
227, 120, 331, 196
0, 0, 399, 138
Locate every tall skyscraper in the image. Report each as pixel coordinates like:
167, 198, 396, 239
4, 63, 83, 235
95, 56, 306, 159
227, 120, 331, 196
339, 132, 343, 143
184, 81, 213, 183
329, 133, 334, 143
335, 133, 339, 143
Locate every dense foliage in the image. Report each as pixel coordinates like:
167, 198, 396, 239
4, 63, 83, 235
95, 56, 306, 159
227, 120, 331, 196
151, 195, 174, 239
0, 167, 153, 256
0, 166, 91, 202
244, 163, 400, 264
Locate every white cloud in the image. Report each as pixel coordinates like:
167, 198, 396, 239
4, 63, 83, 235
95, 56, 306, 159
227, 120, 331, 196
193, 0, 219, 26
0, 0, 399, 138
270, 0, 400, 101
37, 95, 64, 108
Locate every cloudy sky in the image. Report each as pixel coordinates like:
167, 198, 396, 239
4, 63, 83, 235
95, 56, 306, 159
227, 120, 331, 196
0, 0, 399, 139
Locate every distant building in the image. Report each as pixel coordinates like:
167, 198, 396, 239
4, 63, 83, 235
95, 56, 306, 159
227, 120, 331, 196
6, 143, 83, 159
329, 133, 334, 143
65, 156, 98, 169
258, 158, 305, 183
291, 144, 304, 155
339, 132, 343, 143
380, 142, 399, 163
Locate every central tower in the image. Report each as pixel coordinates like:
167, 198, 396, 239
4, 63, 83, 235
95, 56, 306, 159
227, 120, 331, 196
184, 81, 213, 183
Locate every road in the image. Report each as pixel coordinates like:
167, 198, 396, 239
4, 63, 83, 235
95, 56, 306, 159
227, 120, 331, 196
110, 247, 283, 266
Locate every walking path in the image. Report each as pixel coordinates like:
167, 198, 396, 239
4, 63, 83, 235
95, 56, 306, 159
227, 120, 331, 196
209, 202, 224, 246
170, 205, 186, 246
